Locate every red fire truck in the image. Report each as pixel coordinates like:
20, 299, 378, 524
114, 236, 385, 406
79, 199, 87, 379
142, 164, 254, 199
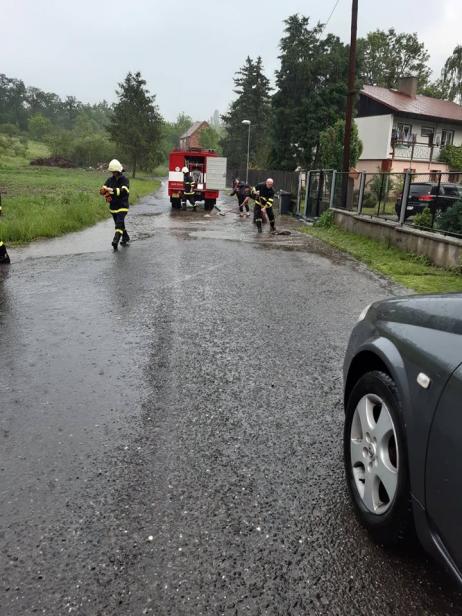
168, 148, 227, 210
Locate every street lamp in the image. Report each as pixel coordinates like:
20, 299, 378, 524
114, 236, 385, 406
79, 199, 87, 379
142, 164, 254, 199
241, 120, 251, 184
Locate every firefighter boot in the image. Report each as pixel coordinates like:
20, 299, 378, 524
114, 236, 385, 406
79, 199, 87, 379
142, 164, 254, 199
256, 220, 262, 233
120, 230, 130, 246
270, 221, 277, 234
0, 242, 10, 264
112, 232, 121, 250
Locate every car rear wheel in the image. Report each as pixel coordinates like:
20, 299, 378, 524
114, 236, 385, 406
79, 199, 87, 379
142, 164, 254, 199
344, 370, 413, 545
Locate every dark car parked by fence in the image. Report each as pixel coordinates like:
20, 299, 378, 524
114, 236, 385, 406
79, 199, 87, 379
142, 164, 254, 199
395, 182, 462, 220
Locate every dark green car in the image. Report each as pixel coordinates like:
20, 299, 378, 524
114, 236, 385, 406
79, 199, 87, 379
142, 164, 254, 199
343, 293, 462, 586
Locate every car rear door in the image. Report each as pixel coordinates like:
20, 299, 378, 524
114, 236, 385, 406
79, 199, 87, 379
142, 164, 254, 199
426, 364, 462, 569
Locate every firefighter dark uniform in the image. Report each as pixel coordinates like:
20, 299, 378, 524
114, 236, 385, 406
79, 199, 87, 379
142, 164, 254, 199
182, 172, 196, 209
0, 241, 10, 264
231, 181, 251, 216
253, 181, 276, 233
104, 173, 130, 249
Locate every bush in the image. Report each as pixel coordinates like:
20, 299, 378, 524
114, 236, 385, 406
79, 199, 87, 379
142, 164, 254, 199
362, 192, 377, 208
437, 201, 462, 235
414, 207, 433, 229
0, 134, 28, 159
0, 123, 20, 136
314, 209, 335, 228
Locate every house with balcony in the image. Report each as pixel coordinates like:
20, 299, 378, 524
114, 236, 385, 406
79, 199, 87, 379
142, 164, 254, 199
354, 77, 462, 175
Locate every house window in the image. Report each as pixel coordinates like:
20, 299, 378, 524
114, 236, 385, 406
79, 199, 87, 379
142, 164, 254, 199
421, 126, 434, 145
397, 123, 413, 141
441, 130, 455, 146
429, 170, 440, 181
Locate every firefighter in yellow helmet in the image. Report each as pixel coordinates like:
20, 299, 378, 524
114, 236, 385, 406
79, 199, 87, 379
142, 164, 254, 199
99, 159, 130, 250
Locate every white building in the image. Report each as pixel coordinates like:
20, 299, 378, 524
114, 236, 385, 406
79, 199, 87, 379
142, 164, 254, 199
355, 77, 462, 175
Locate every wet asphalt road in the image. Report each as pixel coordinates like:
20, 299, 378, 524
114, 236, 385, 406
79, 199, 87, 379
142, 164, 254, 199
1, 185, 462, 616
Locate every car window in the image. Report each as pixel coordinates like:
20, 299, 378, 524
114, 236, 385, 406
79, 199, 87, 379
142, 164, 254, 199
443, 185, 462, 197
410, 184, 433, 196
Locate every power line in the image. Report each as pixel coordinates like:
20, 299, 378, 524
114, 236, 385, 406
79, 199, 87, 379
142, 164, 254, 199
325, 0, 341, 28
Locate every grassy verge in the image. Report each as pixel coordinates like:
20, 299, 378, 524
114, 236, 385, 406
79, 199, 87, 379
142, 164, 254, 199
0, 150, 160, 244
301, 223, 462, 294
152, 164, 168, 177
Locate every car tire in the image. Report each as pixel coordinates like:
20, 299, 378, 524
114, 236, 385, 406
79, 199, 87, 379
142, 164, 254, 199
344, 370, 413, 546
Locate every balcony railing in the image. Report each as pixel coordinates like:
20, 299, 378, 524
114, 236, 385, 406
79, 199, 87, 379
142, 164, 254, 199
391, 138, 443, 162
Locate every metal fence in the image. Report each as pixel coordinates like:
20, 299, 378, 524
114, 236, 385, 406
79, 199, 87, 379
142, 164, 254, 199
295, 169, 462, 240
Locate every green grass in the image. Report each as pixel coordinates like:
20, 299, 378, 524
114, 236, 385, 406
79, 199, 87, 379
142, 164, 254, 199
301, 224, 462, 294
152, 164, 168, 177
0, 154, 160, 244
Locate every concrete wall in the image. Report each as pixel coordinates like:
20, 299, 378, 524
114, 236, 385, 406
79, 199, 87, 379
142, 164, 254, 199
333, 209, 462, 269
356, 115, 393, 160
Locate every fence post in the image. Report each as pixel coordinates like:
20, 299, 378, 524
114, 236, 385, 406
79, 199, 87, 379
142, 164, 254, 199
329, 171, 337, 209
304, 171, 311, 218
296, 172, 303, 216
432, 171, 443, 228
399, 171, 412, 225
357, 172, 365, 214
315, 170, 324, 217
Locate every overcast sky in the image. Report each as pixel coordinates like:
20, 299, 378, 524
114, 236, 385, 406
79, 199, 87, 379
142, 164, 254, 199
1, 0, 461, 122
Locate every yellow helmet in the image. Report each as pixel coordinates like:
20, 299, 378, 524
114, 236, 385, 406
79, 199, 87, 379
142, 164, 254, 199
108, 159, 123, 173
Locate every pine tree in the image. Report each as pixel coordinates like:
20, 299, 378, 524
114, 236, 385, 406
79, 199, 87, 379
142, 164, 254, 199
221, 57, 272, 171
271, 15, 348, 170
109, 71, 163, 177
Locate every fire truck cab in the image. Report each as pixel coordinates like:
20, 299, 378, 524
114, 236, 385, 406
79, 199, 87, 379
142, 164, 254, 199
168, 148, 227, 210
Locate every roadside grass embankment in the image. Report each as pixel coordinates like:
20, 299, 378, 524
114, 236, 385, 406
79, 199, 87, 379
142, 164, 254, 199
0, 142, 160, 244
300, 221, 462, 294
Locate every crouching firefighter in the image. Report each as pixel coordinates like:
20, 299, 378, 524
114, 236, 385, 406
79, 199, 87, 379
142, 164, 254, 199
253, 178, 276, 233
100, 159, 130, 250
0, 240, 10, 264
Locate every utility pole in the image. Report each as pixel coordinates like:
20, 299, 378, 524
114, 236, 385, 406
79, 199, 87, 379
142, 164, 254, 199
242, 120, 251, 184
342, 0, 359, 177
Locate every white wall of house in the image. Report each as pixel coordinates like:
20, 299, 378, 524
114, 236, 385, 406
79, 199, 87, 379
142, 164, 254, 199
355, 114, 393, 161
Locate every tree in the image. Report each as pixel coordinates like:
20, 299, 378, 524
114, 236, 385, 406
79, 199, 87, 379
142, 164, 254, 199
441, 46, 462, 104
318, 119, 362, 170
109, 71, 163, 177
199, 126, 221, 152
163, 113, 193, 154
28, 113, 53, 140
221, 56, 272, 170
439, 145, 462, 171
0, 74, 28, 129
357, 29, 431, 91
271, 15, 348, 170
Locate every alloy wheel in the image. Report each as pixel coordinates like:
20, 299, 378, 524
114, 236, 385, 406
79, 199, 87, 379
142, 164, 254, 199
350, 394, 399, 515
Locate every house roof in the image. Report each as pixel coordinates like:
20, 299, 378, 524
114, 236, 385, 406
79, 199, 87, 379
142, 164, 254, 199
361, 85, 462, 124
180, 121, 208, 139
